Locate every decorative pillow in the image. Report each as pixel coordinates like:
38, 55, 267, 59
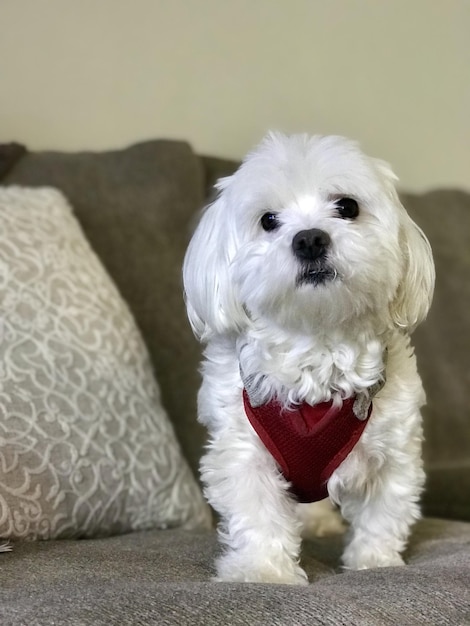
2, 140, 207, 479
0, 186, 210, 540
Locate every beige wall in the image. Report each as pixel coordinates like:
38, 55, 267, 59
0, 0, 468, 191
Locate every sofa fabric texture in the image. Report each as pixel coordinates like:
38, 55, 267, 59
0, 519, 469, 625
0, 140, 469, 625
0, 186, 209, 540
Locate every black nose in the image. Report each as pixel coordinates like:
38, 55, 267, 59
292, 228, 331, 262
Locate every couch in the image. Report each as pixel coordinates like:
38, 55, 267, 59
0, 139, 469, 625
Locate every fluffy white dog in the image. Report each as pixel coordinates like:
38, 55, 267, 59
183, 133, 435, 584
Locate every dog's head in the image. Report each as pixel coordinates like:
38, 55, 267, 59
183, 133, 434, 339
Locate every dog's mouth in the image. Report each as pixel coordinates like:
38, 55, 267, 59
296, 263, 337, 287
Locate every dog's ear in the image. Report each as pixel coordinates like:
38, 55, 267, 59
389, 204, 435, 333
372, 158, 435, 333
183, 193, 248, 341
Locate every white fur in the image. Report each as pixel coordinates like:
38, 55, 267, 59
183, 133, 435, 583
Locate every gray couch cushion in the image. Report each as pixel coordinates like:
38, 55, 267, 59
404, 190, 470, 521
1, 519, 469, 625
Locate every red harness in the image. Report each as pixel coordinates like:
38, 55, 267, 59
243, 390, 372, 503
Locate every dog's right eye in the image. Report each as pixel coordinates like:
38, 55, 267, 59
260, 213, 280, 232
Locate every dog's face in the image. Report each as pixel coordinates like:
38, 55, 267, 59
184, 133, 434, 338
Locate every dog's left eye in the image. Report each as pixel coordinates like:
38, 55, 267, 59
260, 212, 280, 232
335, 197, 359, 219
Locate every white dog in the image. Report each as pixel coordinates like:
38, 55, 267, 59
183, 133, 435, 584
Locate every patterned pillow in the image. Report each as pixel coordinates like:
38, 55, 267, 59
0, 186, 210, 540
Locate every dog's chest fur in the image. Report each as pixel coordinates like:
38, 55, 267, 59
237, 324, 387, 407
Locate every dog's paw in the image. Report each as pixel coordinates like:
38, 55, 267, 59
298, 499, 347, 539
215, 553, 308, 585
342, 543, 405, 570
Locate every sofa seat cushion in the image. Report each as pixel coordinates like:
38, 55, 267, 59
1, 519, 469, 625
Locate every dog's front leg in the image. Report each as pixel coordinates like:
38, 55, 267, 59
331, 407, 424, 570
201, 429, 307, 584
